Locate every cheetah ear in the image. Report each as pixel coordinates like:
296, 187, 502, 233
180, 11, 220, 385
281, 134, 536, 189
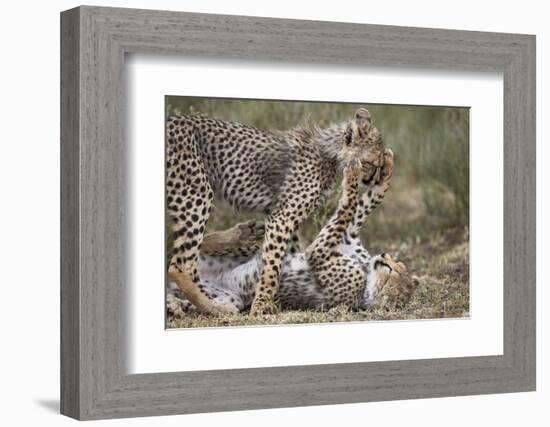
355, 108, 372, 127
412, 275, 420, 288
355, 108, 371, 120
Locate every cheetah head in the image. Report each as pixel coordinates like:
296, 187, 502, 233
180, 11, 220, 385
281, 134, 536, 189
363, 253, 420, 309
341, 108, 386, 185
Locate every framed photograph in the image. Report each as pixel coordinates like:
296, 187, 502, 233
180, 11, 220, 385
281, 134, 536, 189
163, 98, 469, 329
61, 6, 536, 420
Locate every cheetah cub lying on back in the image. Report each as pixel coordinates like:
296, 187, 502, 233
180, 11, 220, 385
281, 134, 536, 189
166, 108, 385, 315
167, 149, 419, 317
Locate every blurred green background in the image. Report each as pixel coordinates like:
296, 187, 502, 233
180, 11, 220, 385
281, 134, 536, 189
166, 97, 469, 250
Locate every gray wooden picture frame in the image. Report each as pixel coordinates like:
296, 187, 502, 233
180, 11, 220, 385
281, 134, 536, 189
60, 5, 536, 421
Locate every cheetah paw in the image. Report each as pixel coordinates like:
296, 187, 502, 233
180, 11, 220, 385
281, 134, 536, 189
250, 299, 278, 316
237, 219, 265, 242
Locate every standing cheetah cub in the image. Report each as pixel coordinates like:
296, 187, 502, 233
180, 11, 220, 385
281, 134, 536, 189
166, 108, 385, 315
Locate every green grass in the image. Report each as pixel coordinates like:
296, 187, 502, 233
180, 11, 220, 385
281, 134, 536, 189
165, 97, 470, 327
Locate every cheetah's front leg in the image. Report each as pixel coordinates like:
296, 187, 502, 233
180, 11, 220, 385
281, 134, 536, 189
249, 209, 297, 315
250, 155, 323, 315
250, 194, 320, 314
306, 160, 362, 267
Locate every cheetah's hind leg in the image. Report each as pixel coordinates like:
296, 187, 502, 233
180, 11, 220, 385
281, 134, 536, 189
166, 127, 238, 316
201, 220, 264, 258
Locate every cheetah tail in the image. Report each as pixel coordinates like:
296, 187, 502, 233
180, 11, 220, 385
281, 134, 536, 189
168, 271, 239, 316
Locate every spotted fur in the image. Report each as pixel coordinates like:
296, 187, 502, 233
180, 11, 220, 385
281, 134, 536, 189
166, 108, 385, 315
